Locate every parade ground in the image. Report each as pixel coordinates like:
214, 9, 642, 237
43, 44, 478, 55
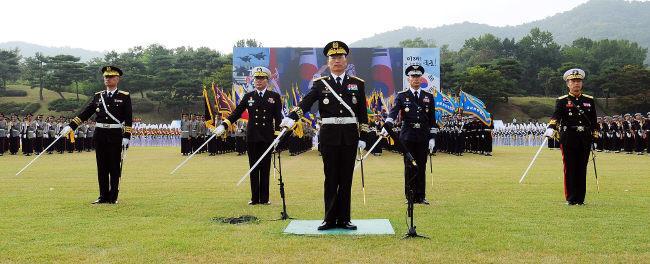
1, 147, 649, 263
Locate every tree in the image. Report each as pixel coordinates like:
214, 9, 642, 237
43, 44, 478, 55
0, 48, 21, 91
21, 53, 48, 100
44, 55, 85, 99
515, 28, 562, 95
234, 39, 263, 48
399, 37, 437, 48
459, 65, 509, 104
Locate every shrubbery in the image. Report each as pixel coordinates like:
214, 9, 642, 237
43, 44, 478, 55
0, 102, 40, 114
48, 99, 84, 112
0, 90, 28, 97
132, 98, 155, 113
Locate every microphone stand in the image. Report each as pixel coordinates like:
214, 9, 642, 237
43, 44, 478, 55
273, 132, 293, 220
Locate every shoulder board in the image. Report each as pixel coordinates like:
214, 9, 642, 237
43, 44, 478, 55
312, 76, 328, 81
95, 91, 103, 95
398, 90, 408, 94
350, 76, 365, 82
582, 94, 593, 99
118, 91, 129, 95
557, 95, 568, 99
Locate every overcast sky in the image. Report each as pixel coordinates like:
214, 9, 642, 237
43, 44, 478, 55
1, 0, 597, 53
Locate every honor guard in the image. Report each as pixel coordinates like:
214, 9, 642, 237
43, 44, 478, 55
180, 113, 191, 155
281, 41, 369, 230
59, 66, 133, 204
384, 65, 438, 204
212, 66, 283, 205
544, 68, 597, 205
0, 113, 6, 156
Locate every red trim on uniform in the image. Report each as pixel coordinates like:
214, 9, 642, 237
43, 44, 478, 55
560, 144, 568, 199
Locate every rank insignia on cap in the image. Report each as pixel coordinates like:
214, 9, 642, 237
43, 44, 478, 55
251, 66, 271, 78
405, 64, 425, 76
101, 66, 123, 77
324, 41, 349, 56
563, 68, 585, 81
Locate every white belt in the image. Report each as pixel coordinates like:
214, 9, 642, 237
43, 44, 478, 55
321, 117, 357, 125
95, 122, 123, 129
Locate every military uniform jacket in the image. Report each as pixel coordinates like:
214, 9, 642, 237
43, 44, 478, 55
10, 122, 20, 137
289, 74, 369, 146
388, 89, 437, 142
189, 120, 198, 137
27, 121, 37, 139
69, 89, 133, 138
548, 93, 597, 144
0, 120, 7, 137
180, 120, 190, 138
87, 125, 94, 138
35, 121, 45, 137
225, 90, 283, 143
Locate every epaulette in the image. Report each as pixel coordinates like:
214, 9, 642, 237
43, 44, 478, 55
582, 94, 593, 99
118, 91, 129, 95
558, 95, 568, 99
95, 91, 103, 95
350, 76, 365, 82
312, 76, 328, 81
398, 89, 408, 94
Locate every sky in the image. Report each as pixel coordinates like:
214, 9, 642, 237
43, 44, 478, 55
0, 0, 597, 53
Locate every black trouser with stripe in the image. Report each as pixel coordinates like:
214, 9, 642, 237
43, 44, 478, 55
560, 131, 591, 204
403, 140, 428, 201
94, 128, 123, 202
320, 144, 356, 223
247, 141, 272, 204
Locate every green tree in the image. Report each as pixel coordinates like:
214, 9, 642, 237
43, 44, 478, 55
515, 28, 562, 95
0, 48, 21, 91
399, 37, 437, 48
21, 53, 48, 100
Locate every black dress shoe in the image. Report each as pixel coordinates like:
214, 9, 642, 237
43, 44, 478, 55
420, 198, 430, 205
566, 201, 577, 206
337, 221, 357, 230
91, 199, 107, 204
248, 201, 258, 205
260, 201, 271, 205
317, 222, 336, 230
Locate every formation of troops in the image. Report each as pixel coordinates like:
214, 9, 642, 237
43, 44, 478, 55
593, 113, 650, 154
0, 113, 96, 156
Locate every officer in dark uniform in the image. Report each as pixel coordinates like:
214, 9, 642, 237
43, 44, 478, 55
281, 41, 369, 230
60, 66, 132, 204
384, 65, 437, 204
0, 113, 7, 156
544, 68, 597, 206
213, 66, 283, 205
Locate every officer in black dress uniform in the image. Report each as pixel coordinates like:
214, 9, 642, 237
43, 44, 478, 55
544, 68, 597, 206
212, 66, 283, 205
384, 65, 437, 204
281, 41, 369, 230
60, 66, 132, 204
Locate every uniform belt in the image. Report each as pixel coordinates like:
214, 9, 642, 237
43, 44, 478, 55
564, 125, 587, 132
95, 122, 123, 129
321, 117, 357, 125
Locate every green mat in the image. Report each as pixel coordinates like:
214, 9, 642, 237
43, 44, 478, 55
283, 219, 395, 235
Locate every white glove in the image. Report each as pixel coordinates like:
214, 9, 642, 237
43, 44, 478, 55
429, 139, 435, 152
380, 128, 389, 137
59, 125, 72, 137
357, 140, 366, 150
211, 125, 225, 136
122, 138, 129, 149
430, 128, 439, 134
544, 128, 555, 138
280, 117, 295, 129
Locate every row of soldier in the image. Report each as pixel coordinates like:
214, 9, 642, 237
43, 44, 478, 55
0, 113, 96, 156
594, 113, 650, 154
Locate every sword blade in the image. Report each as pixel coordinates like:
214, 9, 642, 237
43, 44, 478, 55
16, 135, 63, 176
236, 128, 287, 186
170, 133, 217, 174
519, 137, 548, 183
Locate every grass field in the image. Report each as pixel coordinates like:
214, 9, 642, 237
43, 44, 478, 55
1, 147, 649, 263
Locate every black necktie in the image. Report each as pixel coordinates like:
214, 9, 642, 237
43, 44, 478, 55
336, 77, 342, 86
414, 91, 419, 99
258, 92, 263, 98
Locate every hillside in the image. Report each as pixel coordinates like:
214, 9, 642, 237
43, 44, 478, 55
0, 41, 104, 62
352, 0, 650, 63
